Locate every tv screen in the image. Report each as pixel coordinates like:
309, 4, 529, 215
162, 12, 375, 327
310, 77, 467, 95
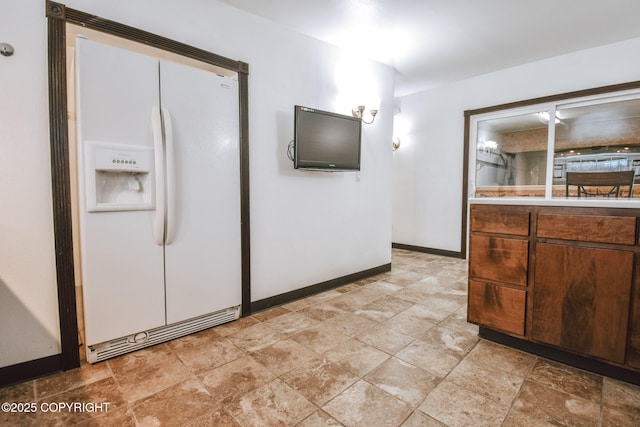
294, 105, 362, 171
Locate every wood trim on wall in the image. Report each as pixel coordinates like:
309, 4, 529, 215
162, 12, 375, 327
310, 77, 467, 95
465, 80, 640, 118
251, 264, 392, 314
62, 7, 245, 73
392, 243, 462, 259
461, 80, 640, 264
45, 1, 251, 377
46, 0, 79, 372
238, 70, 252, 315
0, 355, 63, 388
460, 113, 471, 259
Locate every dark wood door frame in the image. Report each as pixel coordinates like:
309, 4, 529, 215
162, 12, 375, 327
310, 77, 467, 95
45, 0, 251, 372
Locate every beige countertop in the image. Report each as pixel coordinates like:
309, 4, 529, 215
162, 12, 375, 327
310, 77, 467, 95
469, 197, 640, 208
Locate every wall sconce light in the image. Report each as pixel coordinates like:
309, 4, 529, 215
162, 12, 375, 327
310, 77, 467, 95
352, 105, 378, 124
392, 137, 401, 151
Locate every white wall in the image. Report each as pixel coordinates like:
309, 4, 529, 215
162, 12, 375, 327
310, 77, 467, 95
1, 0, 393, 367
392, 36, 640, 253
0, 1, 61, 368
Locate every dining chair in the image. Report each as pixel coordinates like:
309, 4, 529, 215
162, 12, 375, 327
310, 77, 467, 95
565, 170, 635, 198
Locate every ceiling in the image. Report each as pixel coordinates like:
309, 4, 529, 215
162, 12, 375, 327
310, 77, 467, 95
218, 0, 640, 97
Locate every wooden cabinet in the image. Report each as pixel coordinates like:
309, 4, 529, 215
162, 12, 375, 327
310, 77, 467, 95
470, 204, 530, 236
467, 205, 529, 337
537, 213, 636, 245
630, 258, 640, 369
468, 280, 526, 336
469, 235, 529, 286
468, 203, 640, 375
532, 243, 633, 364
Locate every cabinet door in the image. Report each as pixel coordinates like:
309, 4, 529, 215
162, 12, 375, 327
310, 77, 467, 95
532, 243, 633, 364
629, 258, 640, 369
468, 280, 526, 336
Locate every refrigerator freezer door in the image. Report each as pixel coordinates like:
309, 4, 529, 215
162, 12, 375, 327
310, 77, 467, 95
160, 61, 242, 324
75, 38, 166, 345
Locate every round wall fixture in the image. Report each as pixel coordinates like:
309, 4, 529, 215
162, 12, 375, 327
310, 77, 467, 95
0, 43, 15, 57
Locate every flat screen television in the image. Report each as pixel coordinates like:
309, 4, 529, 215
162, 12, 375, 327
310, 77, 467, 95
294, 105, 362, 171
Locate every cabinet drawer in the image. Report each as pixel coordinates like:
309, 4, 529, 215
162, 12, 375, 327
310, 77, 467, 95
469, 235, 529, 286
470, 205, 530, 236
468, 280, 526, 336
537, 213, 636, 245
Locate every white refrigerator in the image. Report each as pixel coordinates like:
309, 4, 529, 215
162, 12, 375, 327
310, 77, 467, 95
75, 37, 242, 362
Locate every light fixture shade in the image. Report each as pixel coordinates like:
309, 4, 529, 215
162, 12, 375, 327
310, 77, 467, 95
352, 105, 377, 124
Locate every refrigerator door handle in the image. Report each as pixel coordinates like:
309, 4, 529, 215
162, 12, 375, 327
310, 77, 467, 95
162, 107, 177, 246
151, 106, 166, 246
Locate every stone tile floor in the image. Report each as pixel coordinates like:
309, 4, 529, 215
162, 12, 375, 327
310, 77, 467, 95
1, 249, 639, 426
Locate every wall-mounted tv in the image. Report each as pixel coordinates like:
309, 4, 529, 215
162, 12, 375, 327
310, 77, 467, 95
294, 105, 362, 171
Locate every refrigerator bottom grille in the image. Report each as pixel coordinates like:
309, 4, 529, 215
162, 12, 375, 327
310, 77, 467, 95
86, 306, 240, 363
